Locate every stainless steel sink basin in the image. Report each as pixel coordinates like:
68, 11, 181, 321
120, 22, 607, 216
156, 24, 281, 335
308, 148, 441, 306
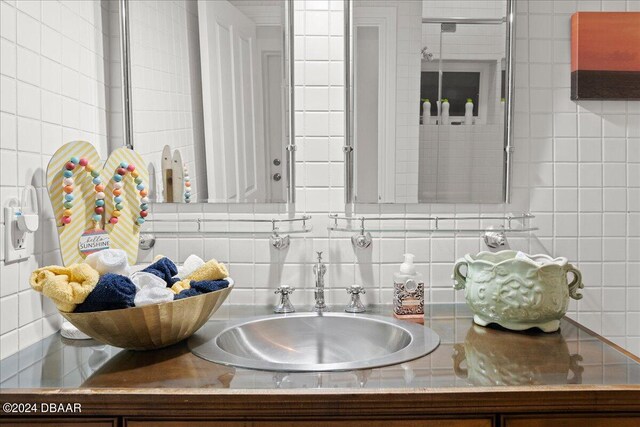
188, 312, 440, 372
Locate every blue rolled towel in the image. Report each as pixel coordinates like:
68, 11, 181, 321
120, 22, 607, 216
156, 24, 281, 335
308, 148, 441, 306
74, 274, 136, 313
174, 288, 200, 300
141, 257, 178, 284
173, 279, 229, 301
191, 279, 229, 293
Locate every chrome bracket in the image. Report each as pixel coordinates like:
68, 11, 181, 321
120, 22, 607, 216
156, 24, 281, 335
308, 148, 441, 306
270, 220, 290, 250
138, 233, 156, 250
483, 226, 509, 251
351, 217, 372, 249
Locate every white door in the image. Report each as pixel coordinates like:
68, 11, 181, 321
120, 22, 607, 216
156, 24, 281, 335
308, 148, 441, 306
199, 0, 266, 202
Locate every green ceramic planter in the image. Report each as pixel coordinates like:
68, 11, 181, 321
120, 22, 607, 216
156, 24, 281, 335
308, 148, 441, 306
452, 250, 583, 332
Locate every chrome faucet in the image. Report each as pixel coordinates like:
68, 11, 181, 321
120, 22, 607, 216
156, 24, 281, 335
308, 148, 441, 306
313, 251, 328, 312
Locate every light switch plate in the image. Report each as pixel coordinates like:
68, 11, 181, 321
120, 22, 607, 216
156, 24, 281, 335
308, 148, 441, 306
4, 207, 30, 263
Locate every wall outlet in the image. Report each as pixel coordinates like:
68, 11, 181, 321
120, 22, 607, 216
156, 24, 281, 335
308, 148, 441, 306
4, 207, 31, 263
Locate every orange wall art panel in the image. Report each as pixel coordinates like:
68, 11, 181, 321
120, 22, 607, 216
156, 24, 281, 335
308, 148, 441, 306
571, 12, 640, 100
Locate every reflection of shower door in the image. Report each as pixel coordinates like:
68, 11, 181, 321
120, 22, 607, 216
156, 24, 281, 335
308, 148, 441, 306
199, 0, 266, 202
353, 8, 396, 203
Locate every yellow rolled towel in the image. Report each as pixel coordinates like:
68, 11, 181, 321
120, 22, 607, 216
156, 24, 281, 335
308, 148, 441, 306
186, 259, 228, 282
30, 264, 100, 312
170, 258, 228, 294
171, 279, 191, 294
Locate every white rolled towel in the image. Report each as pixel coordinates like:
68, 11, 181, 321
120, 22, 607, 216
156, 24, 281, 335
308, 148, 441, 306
130, 271, 167, 292
131, 271, 174, 307
175, 254, 205, 279
134, 286, 175, 307
85, 249, 131, 276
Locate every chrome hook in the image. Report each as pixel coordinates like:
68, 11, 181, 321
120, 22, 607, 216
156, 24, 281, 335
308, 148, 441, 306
139, 233, 156, 250
483, 226, 509, 251
270, 219, 290, 250
351, 217, 372, 249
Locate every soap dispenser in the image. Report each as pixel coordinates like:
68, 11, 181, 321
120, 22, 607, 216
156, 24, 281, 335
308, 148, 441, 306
393, 253, 425, 322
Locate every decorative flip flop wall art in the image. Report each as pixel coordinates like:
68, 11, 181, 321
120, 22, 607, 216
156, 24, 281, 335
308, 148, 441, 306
47, 141, 149, 266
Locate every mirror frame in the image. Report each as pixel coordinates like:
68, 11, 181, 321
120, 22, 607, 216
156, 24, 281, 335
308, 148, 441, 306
118, 0, 296, 204
344, 0, 515, 204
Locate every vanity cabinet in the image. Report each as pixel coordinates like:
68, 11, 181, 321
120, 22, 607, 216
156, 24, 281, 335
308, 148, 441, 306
502, 415, 640, 427
5, 419, 118, 426
7, 414, 640, 427
125, 419, 492, 427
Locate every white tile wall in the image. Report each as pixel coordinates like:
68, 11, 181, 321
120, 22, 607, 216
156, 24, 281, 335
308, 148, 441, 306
515, 0, 640, 356
1, 0, 639, 360
0, 0, 116, 359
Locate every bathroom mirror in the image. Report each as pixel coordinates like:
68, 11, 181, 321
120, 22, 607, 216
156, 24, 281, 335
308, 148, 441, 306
346, 0, 514, 204
122, 0, 294, 204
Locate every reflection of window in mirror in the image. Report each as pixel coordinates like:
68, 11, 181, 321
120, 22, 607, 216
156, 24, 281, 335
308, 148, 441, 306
420, 61, 498, 125
351, 0, 509, 204
420, 71, 480, 117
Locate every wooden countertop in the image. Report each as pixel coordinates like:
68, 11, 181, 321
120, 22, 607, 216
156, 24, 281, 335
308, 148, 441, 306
2, 304, 640, 420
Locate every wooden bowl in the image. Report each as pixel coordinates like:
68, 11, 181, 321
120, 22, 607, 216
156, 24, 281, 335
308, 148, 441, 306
61, 284, 233, 350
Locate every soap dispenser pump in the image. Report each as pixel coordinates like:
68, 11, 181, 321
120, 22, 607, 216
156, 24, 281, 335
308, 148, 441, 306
393, 253, 425, 322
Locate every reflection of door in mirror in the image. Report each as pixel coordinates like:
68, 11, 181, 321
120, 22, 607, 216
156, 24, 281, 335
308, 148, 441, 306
128, 0, 287, 204
258, 27, 286, 202
352, 0, 509, 204
200, 0, 265, 202
354, 8, 397, 203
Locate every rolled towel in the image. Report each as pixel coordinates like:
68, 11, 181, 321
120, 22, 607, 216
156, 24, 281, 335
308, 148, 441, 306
170, 258, 228, 293
173, 278, 231, 300
30, 264, 100, 312
176, 254, 205, 279
85, 249, 130, 276
134, 286, 175, 307
170, 279, 191, 294
130, 271, 167, 292
191, 279, 230, 293
74, 274, 136, 313
185, 258, 228, 282
141, 257, 178, 284
174, 288, 200, 300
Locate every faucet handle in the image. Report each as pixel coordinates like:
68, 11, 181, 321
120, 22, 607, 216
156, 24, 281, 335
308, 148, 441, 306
346, 284, 365, 295
275, 285, 295, 295
274, 285, 295, 313
345, 285, 366, 313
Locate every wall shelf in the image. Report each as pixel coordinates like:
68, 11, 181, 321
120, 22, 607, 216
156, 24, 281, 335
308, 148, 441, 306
327, 213, 536, 234
145, 215, 312, 234
139, 215, 313, 250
